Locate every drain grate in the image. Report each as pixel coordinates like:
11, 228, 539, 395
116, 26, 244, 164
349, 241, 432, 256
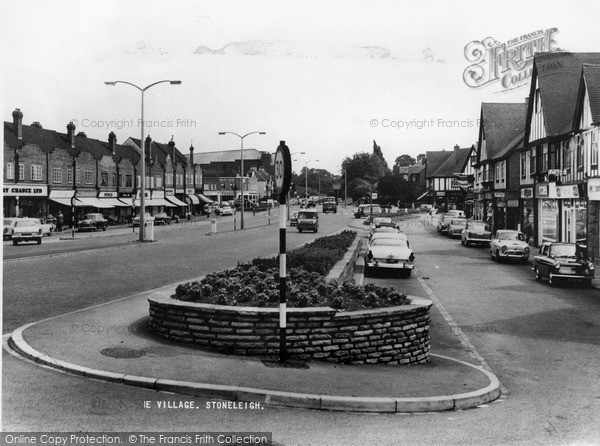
100, 347, 146, 359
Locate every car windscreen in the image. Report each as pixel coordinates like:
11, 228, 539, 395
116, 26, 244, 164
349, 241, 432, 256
298, 212, 316, 219
451, 220, 467, 226
550, 245, 577, 257
371, 238, 408, 247
15, 220, 37, 227
498, 232, 524, 241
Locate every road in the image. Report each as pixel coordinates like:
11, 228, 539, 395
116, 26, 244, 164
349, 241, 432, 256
3, 210, 600, 445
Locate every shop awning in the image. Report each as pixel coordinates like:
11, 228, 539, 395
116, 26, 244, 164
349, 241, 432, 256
187, 194, 200, 204
75, 197, 114, 208
49, 190, 75, 206
416, 191, 429, 201
99, 198, 131, 207
197, 194, 213, 204
146, 198, 177, 207
166, 196, 188, 207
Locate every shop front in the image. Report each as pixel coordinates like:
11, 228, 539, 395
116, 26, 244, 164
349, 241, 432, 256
587, 178, 600, 259
536, 183, 559, 244
3, 184, 48, 218
556, 184, 586, 245
520, 187, 534, 236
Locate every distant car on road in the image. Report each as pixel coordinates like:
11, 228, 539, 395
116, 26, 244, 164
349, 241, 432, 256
461, 221, 491, 246
322, 198, 337, 213
31, 217, 54, 236
3, 217, 20, 240
132, 213, 155, 227
290, 212, 298, 227
533, 242, 594, 287
447, 218, 468, 238
78, 213, 108, 232
354, 204, 382, 218
296, 210, 319, 232
436, 214, 452, 234
219, 205, 234, 216
12, 218, 43, 245
153, 212, 172, 225
489, 230, 529, 263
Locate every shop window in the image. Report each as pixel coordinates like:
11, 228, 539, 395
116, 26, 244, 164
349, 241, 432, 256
52, 168, 62, 183
6, 162, 14, 180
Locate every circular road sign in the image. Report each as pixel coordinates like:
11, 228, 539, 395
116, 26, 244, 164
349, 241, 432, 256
275, 141, 292, 202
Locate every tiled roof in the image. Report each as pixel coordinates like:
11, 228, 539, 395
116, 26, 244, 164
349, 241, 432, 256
129, 138, 187, 167
583, 64, 600, 124
4, 121, 63, 151
527, 52, 600, 142
429, 147, 471, 178
407, 162, 425, 175
250, 168, 271, 182
425, 150, 452, 179
479, 103, 527, 161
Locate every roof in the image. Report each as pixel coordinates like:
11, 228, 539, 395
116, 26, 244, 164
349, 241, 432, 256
526, 52, 600, 143
425, 151, 452, 179
407, 162, 425, 175
580, 64, 600, 125
428, 147, 471, 178
479, 103, 527, 161
129, 138, 187, 167
250, 168, 272, 181
4, 121, 63, 151
188, 149, 266, 165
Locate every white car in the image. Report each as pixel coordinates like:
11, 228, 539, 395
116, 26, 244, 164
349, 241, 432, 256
31, 217, 54, 236
219, 205, 234, 216
365, 236, 415, 277
490, 230, 530, 263
3, 217, 20, 240
12, 218, 43, 245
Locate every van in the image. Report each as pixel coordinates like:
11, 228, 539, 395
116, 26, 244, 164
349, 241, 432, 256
296, 210, 319, 233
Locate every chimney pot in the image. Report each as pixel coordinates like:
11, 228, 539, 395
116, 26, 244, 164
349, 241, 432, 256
12, 108, 23, 139
108, 131, 117, 154
67, 121, 76, 148
454, 144, 460, 151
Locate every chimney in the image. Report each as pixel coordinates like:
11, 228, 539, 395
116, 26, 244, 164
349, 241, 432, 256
417, 153, 425, 164
454, 144, 460, 152
12, 108, 23, 139
168, 139, 176, 163
189, 142, 194, 166
108, 131, 117, 154
453, 144, 460, 165
76, 131, 87, 138
67, 121, 76, 148
31, 121, 43, 129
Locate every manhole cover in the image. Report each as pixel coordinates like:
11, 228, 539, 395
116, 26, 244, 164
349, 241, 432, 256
100, 347, 146, 359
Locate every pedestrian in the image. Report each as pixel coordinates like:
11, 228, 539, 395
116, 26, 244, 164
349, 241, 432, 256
57, 211, 64, 232
524, 221, 533, 244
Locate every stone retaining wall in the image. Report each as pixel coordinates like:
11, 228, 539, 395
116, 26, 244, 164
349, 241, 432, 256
148, 295, 432, 365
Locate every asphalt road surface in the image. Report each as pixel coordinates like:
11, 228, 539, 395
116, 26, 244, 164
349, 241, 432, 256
3, 210, 600, 445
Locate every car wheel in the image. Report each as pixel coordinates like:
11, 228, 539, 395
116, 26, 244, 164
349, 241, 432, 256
37, 238, 42, 245
13, 240, 18, 246
103, 226, 107, 231
535, 267, 542, 281
298, 229, 302, 233
403, 269, 412, 278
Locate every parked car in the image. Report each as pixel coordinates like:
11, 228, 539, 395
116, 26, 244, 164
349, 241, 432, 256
132, 213, 155, 227
153, 212, 172, 225
533, 242, 594, 287
369, 225, 401, 240
446, 209, 466, 218
31, 217, 54, 236
12, 218, 43, 245
461, 221, 491, 246
354, 204, 382, 218
489, 230, 530, 263
447, 218, 468, 238
296, 210, 319, 232
219, 205, 234, 216
290, 211, 298, 227
436, 214, 452, 234
370, 231, 410, 248
3, 217, 20, 240
322, 198, 337, 213
365, 236, 415, 277
78, 213, 108, 232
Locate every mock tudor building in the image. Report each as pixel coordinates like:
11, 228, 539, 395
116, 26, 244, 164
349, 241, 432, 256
425, 145, 473, 213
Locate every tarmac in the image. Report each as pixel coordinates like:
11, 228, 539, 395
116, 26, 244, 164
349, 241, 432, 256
7, 217, 502, 413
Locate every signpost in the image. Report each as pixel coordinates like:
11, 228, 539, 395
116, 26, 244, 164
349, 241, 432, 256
274, 141, 292, 363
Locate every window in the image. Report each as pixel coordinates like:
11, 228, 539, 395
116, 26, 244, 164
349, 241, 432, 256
177, 174, 182, 185
541, 146, 548, 172
76, 169, 80, 185
101, 172, 108, 186
500, 161, 505, 182
577, 139, 584, 170
6, 163, 14, 180
84, 171, 93, 184
112, 173, 117, 187
31, 165, 43, 181
166, 173, 173, 186
563, 142, 572, 172
592, 132, 599, 167
529, 149, 536, 174
155, 176, 162, 188
19, 164, 24, 180
52, 168, 62, 183
495, 163, 500, 183
549, 143, 558, 169
126, 175, 132, 187
67, 169, 73, 184
521, 153, 527, 179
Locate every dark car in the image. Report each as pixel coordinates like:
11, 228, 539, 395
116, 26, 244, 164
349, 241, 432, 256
296, 210, 319, 233
290, 212, 298, 227
533, 242, 595, 287
153, 212, 172, 225
77, 213, 108, 232
322, 198, 337, 213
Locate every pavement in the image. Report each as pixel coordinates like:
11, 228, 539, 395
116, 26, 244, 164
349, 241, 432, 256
7, 216, 502, 413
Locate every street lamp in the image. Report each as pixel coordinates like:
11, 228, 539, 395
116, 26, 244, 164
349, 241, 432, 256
218, 131, 266, 229
105, 80, 181, 242
294, 159, 319, 204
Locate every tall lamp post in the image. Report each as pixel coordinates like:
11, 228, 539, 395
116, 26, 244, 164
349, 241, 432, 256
218, 131, 266, 229
294, 159, 319, 204
104, 79, 181, 242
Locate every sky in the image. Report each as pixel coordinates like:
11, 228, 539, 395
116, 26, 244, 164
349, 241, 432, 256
2, 0, 600, 175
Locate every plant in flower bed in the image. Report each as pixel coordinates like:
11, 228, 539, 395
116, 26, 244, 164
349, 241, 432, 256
172, 230, 409, 311
172, 267, 408, 311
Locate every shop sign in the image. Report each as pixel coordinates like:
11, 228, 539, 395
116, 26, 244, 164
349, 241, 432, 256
484, 192, 493, 199
536, 183, 557, 199
3, 184, 48, 197
436, 192, 445, 197
185, 188, 195, 195
164, 188, 175, 195
521, 188, 533, 198
588, 178, 600, 201
507, 200, 520, 207
555, 185, 579, 199
175, 188, 185, 194
99, 191, 117, 198
494, 192, 505, 198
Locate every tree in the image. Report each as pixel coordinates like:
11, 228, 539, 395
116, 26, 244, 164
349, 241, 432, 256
393, 154, 416, 174
377, 174, 417, 206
